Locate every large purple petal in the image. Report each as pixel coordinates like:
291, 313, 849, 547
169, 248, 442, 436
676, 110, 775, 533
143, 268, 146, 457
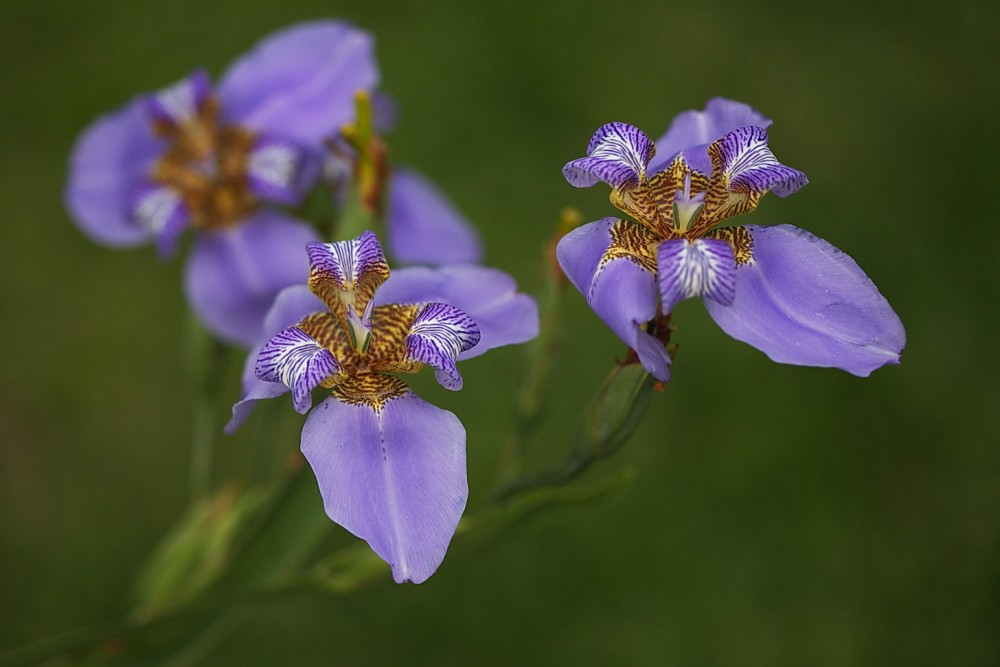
302, 391, 467, 584
218, 21, 378, 145
386, 168, 483, 265
563, 122, 655, 188
556, 219, 670, 381
705, 224, 905, 376
375, 265, 539, 360
651, 97, 772, 175
184, 210, 319, 347
225, 285, 326, 434
65, 96, 164, 246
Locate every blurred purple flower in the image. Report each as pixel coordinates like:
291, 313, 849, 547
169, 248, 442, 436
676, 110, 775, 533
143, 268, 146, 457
233, 232, 537, 583
558, 98, 905, 380
65, 21, 378, 346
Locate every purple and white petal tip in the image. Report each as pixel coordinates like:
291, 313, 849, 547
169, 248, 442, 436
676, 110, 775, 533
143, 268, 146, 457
563, 122, 655, 189
715, 126, 807, 198
406, 303, 481, 390
307, 230, 388, 291
256, 326, 339, 414
657, 237, 737, 315
144, 70, 212, 126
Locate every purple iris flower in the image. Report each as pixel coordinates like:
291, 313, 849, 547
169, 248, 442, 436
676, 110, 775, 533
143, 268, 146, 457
558, 98, 905, 380
65, 21, 379, 346
233, 231, 538, 583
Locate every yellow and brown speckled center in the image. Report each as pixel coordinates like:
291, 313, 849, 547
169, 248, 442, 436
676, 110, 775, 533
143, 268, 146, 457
332, 374, 409, 410
600, 151, 764, 272
150, 96, 259, 229
298, 303, 423, 408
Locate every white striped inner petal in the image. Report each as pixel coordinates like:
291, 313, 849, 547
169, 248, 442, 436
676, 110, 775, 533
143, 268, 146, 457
657, 237, 737, 315
405, 303, 481, 391
256, 326, 340, 414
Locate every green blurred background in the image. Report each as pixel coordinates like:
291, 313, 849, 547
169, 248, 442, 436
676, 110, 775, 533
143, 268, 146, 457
1, 0, 998, 664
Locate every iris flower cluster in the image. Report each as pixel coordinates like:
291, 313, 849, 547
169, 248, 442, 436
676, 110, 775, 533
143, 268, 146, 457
64, 18, 904, 588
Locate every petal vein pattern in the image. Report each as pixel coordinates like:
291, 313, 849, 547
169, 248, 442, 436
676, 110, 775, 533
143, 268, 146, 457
256, 326, 339, 413
405, 303, 481, 390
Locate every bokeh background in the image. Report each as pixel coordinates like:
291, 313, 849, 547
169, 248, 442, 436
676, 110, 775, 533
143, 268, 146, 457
1, 0, 997, 664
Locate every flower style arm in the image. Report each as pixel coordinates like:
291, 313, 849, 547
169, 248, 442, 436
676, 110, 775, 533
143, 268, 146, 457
256, 326, 341, 414
404, 303, 481, 390
307, 231, 390, 320
563, 122, 655, 188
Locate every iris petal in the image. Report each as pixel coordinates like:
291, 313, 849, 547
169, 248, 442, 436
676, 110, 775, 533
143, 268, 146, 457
256, 326, 339, 413
704, 224, 905, 376
386, 168, 483, 265
65, 96, 164, 247
218, 21, 379, 145
556, 219, 670, 380
184, 210, 318, 347
405, 303, 481, 390
563, 122, 655, 189
375, 264, 538, 360
302, 390, 467, 584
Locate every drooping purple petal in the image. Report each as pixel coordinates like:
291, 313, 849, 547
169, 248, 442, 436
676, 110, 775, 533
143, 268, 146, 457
307, 231, 390, 314
563, 122, 654, 188
225, 285, 326, 434
65, 96, 165, 247
657, 237, 737, 314
184, 210, 319, 347
144, 70, 212, 126
713, 126, 807, 198
256, 326, 339, 414
405, 303, 481, 390
386, 168, 483, 265
130, 183, 190, 258
651, 98, 772, 175
704, 224, 905, 376
556, 219, 671, 381
245, 135, 320, 205
375, 265, 539, 360
302, 390, 467, 584
218, 21, 379, 145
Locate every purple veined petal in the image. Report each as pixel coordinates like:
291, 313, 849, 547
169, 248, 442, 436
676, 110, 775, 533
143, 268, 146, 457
657, 237, 737, 314
386, 168, 483, 265
704, 224, 906, 377
256, 326, 339, 413
713, 126, 808, 198
144, 70, 212, 126
556, 219, 671, 381
65, 96, 165, 247
307, 231, 390, 312
375, 265, 539, 360
218, 21, 379, 145
405, 303, 481, 390
651, 97, 772, 174
184, 210, 319, 347
130, 183, 191, 258
245, 136, 321, 206
563, 122, 655, 189
302, 390, 467, 584
225, 285, 326, 434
